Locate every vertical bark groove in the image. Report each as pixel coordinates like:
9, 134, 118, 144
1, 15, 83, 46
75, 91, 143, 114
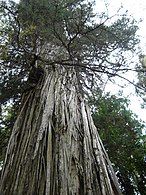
0, 67, 122, 195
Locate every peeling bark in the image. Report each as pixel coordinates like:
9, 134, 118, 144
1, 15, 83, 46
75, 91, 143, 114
0, 67, 122, 195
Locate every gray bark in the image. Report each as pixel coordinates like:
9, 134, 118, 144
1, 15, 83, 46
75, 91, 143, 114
0, 67, 122, 195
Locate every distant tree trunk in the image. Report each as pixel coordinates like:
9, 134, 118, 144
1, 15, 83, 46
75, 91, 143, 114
0, 67, 122, 195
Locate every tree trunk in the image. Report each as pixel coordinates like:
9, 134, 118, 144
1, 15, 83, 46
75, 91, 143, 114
0, 67, 122, 195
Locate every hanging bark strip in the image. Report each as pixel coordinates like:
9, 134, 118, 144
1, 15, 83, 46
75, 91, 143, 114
0, 67, 122, 195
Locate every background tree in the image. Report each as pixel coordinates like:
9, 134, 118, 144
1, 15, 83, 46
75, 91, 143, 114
0, 0, 143, 194
89, 91, 146, 195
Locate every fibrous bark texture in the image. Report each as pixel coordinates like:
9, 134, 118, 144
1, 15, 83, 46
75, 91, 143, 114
0, 67, 122, 195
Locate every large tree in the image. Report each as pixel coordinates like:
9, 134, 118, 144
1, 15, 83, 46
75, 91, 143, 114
0, 0, 141, 194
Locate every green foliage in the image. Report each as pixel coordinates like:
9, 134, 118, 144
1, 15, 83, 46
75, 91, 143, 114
109, 16, 139, 51
0, 103, 19, 163
0, 0, 141, 106
136, 56, 146, 104
89, 92, 146, 194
